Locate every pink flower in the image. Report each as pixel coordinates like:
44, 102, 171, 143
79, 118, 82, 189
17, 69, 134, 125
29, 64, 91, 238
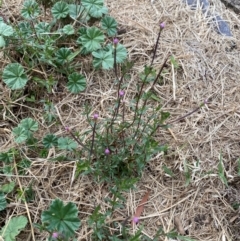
113, 38, 119, 45
93, 113, 99, 120
52, 232, 59, 239
119, 90, 125, 97
160, 22, 165, 29
105, 148, 110, 155
65, 126, 70, 132
132, 216, 139, 224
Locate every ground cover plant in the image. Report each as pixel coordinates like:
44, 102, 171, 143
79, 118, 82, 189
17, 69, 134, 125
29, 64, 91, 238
0, 0, 240, 240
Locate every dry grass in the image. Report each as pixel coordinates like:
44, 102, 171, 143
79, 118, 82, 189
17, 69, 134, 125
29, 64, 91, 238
1, 0, 240, 240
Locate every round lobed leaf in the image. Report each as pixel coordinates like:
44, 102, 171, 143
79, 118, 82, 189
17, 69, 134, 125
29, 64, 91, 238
51, 1, 69, 19
101, 16, 117, 36
41, 199, 81, 238
67, 72, 86, 93
77, 27, 105, 52
21, 0, 40, 19
2, 63, 28, 90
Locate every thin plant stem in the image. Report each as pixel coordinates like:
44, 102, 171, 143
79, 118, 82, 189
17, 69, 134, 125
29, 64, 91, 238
68, 130, 90, 152
131, 54, 170, 136
150, 25, 164, 66
90, 121, 97, 156
113, 44, 118, 80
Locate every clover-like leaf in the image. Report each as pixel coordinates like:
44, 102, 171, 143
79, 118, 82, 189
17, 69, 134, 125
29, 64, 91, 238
12, 127, 28, 143
69, 4, 89, 22
20, 118, 38, 132
0, 152, 13, 164
41, 199, 80, 239
63, 24, 74, 35
92, 48, 114, 69
43, 134, 58, 149
77, 27, 104, 52
55, 47, 72, 65
81, 0, 107, 18
0, 216, 28, 241
2, 63, 28, 90
58, 137, 78, 150
12, 118, 38, 143
21, 0, 40, 19
35, 22, 51, 34
89, 5, 108, 18
51, 1, 69, 19
67, 72, 86, 94
101, 16, 117, 36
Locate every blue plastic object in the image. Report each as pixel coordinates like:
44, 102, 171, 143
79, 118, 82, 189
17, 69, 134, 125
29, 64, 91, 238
184, 0, 232, 36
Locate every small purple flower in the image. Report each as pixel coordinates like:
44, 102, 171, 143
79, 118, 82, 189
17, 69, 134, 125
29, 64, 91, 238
105, 148, 110, 155
65, 126, 70, 132
119, 90, 125, 97
113, 38, 119, 45
52, 232, 59, 239
93, 113, 99, 120
160, 22, 165, 29
132, 216, 139, 224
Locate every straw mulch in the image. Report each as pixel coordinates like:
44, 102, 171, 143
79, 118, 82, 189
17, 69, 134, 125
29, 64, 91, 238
1, 0, 240, 240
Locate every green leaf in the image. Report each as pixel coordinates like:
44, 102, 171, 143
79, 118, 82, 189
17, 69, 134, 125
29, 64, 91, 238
81, 0, 107, 18
170, 55, 179, 69
43, 134, 58, 148
184, 160, 191, 186
67, 72, 86, 93
20, 118, 38, 132
89, 5, 108, 18
21, 0, 40, 19
58, 137, 78, 150
0, 22, 14, 37
35, 22, 51, 34
112, 43, 128, 63
163, 165, 174, 177
92, 48, 113, 69
0, 216, 28, 241
12, 118, 38, 143
41, 199, 80, 239
2, 63, 28, 90
101, 16, 117, 36
51, 1, 69, 19
139, 66, 156, 83
12, 127, 28, 143
1, 182, 15, 193
0, 152, 13, 164
67, 49, 81, 62
69, 4, 89, 22
77, 27, 104, 52
0, 35, 5, 47
55, 47, 72, 65
63, 24, 74, 35
218, 153, 228, 186
0, 192, 6, 211
160, 111, 170, 124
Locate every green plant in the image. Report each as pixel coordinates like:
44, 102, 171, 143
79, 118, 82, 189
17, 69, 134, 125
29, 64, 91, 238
36, 199, 81, 240
2, 0, 122, 95
0, 216, 28, 241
